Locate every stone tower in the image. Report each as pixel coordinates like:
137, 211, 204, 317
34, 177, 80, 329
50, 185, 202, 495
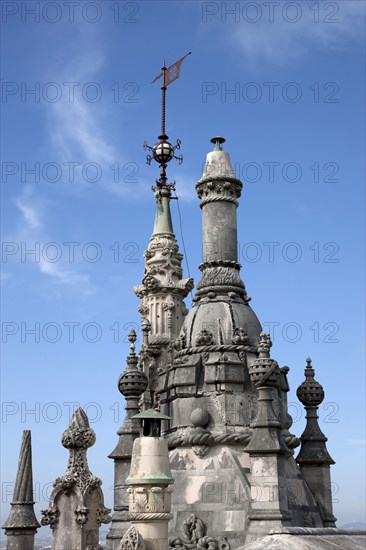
133, 136, 334, 547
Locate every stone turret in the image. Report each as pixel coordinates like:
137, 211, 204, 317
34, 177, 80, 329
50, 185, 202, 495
107, 330, 148, 549
41, 408, 111, 550
2, 430, 40, 550
296, 358, 337, 527
163, 137, 262, 446
157, 139, 325, 546
121, 410, 174, 550
245, 333, 293, 541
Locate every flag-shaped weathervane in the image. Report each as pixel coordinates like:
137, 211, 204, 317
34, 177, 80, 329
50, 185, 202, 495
144, 53, 191, 193
152, 52, 191, 87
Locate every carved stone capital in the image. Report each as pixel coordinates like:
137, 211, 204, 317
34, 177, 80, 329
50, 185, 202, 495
196, 177, 242, 207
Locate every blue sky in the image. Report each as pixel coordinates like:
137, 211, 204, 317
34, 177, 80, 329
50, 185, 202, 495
1, 0, 365, 531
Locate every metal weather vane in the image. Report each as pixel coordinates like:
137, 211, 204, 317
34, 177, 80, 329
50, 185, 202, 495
144, 52, 191, 194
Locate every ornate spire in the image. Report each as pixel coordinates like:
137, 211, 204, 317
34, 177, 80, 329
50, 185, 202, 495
107, 331, 148, 547
296, 358, 334, 465
296, 358, 337, 527
144, 55, 188, 192
133, 59, 193, 349
109, 329, 148, 456
2, 430, 40, 549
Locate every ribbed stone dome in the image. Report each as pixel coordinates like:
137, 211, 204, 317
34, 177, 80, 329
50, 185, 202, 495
181, 296, 262, 348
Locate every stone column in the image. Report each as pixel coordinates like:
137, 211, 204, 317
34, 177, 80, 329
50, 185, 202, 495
2, 431, 40, 550
120, 410, 173, 550
245, 333, 292, 542
296, 358, 337, 527
107, 330, 148, 549
197, 137, 242, 265
41, 408, 111, 550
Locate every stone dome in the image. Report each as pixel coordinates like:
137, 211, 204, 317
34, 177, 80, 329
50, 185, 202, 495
181, 296, 262, 349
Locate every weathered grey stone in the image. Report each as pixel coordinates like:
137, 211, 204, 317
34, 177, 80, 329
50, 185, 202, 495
107, 330, 148, 549
123, 412, 174, 550
296, 359, 337, 528
238, 528, 366, 549
2, 431, 40, 550
109, 136, 342, 548
41, 408, 111, 550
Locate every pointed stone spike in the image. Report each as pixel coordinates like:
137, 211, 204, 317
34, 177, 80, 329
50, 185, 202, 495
2, 430, 40, 550
69, 406, 90, 430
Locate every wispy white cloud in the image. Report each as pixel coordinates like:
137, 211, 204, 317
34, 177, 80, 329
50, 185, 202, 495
9, 187, 94, 294
346, 439, 366, 446
224, 1, 365, 66
49, 50, 117, 165
173, 173, 197, 202
15, 199, 42, 230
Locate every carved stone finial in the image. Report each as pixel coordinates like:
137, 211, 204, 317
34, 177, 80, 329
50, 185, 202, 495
296, 357, 324, 407
257, 331, 272, 358
118, 336, 148, 399
61, 407, 96, 451
129, 328, 137, 349
41, 408, 111, 548
296, 358, 337, 526
248, 332, 279, 388
2, 430, 40, 547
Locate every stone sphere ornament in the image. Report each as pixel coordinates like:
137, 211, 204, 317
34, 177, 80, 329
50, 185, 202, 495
190, 408, 210, 428
296, 357, 325, 407
118, 368, 148, 398
248, 357, 280, 388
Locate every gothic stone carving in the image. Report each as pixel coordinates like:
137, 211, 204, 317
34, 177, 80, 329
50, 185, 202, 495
127, 486, 172, 514
41, 408, 111, 532
195, 329, 214, 346
120, 525, 146, 550
169, 514, 229, 549
196, 178, 242, 206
